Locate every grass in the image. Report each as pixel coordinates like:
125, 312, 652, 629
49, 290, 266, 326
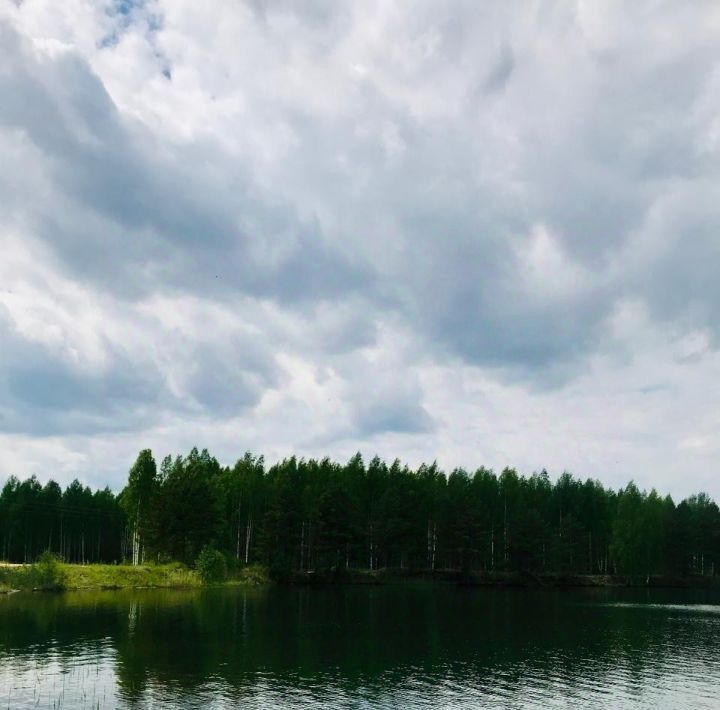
227, 564, 270, 586
0, 559, 271, 592
61, 562, 202, 590
0, 553, 66, 591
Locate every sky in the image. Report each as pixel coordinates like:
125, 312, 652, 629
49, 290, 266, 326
1, 1, 719, 500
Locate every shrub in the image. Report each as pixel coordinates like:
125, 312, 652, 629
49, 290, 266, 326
0, 552, 67, 592
238, 564, 270, 586
195, 546, 227, 583
33, 551, 67, 590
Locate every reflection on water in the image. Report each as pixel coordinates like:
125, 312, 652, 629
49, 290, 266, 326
1, 585, 719, 709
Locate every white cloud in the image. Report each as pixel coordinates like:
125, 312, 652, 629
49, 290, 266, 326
1, 1, 719, 499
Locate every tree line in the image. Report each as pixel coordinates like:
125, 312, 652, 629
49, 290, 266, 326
1, 447, 719, 577
0, 476, 123, 564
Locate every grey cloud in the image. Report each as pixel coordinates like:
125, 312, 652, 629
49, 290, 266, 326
483, 44, 515, 93
0, 22, 371, 307
629, 183, 720, 340
244, 0, 349, 30
183, 338, 279, 415
0, 304, 276, 436
3, 0, 720, 480
0, 310, 163, 435
353, 397, 434, 438
304, 4, 720, 381
340, 355, 435, 438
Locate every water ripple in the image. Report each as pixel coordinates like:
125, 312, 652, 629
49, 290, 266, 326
2, 588, 720, 708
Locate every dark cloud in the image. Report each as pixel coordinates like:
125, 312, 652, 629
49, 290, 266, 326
483, 43, 515, 93
4, 5, 718, 392
182, 339, 279, 415
0, 308, 162, 435
0, 22, 372, 306
353, 397, 434, 437
0, 303, 276, 436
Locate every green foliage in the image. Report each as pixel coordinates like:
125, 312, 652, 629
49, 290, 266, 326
151, 449, 223, 565
60, 562, 199, 589
196, 546, 227, 583
0, 551, 67, 591
33, 551, 67, 590
0, 475, 125, 565
235, 563, 270, 586
120, 449, 158, 564
2, 446, 720, 580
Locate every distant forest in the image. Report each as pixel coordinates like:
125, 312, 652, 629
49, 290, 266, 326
1, 448, 719, 578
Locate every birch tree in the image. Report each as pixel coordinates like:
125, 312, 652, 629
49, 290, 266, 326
120, 449, 157, 565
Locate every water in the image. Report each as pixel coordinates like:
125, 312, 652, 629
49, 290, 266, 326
1, 585, 719, 709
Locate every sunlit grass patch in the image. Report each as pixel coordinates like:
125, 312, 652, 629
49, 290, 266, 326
0, 559, 271, 592
61, 562, 202, 590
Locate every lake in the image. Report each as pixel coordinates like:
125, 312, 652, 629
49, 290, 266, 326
1, 584, 719, 708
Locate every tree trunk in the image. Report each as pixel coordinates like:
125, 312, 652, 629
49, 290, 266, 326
491, 525, 495, 571
236, 496, 242, 561
244, 516, 252, 564
369, 522, 374, 571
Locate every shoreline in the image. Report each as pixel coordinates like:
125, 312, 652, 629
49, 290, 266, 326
2, 563, 719, 594
0, 562, 268, 594
284, 568, 720, 590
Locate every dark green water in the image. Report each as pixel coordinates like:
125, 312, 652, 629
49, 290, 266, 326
1, 585, 719, 709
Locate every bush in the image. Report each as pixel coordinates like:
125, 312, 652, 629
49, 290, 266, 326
237, 564, 270, 586
32, 551, 67, 590
0, 552, 67, 592
195, 546, 227, 583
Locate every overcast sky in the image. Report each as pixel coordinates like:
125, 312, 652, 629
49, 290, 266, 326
1, 1, 719, 499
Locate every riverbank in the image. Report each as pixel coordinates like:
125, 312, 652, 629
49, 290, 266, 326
0, 561, 270, 593
62, 562, 200, 590
283, 567, 720, 589
2, 562, 717, 593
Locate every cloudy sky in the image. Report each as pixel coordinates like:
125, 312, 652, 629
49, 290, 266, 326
1, 1, 719, 499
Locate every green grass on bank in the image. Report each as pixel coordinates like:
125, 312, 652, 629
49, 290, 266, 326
0, 557, 270, 593
62, 562, 201, 590
63, 562, 270, 590
0, 553, 67, 592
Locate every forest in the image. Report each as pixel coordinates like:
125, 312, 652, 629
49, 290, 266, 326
1, 447, 719, 578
